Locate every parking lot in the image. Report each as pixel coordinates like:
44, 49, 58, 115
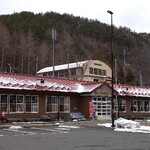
0, 121, 150, 150
0, 124, 77, 137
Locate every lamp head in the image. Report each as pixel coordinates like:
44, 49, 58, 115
107, 10, 113, 14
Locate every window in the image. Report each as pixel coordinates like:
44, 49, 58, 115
89, 67, 93, 74
99, 69, 102, 75
131, 100, 150, 112
46, 96, 58, 112
94, 68, 98, 75
118, 99, 126, 112
48, 72, 53, 77
59, 96, 70, 112
103, 70, 106, 76
114, 99, 126, 112
9, 95, 24, 113
0, 94, 8, 112
54, 71, 58, 77
76, 68, 82, 76
25, 96, 38, 113
64, 70, 68, 77
59, 70, 65, 77
144, 101, 149, 111
70, 68, 76, 76
94, 63, 102, 66
94, 79, 99, 82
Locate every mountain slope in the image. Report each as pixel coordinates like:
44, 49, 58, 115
0, 11, 149, 85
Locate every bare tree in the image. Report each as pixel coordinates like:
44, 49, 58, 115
0, 23, 10, 71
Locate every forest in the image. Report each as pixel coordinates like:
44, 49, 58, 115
0, 11, 150, 86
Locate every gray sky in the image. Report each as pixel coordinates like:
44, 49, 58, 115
0, 0, 150, 33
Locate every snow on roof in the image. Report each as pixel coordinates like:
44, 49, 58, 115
37, 60, 88, 74
114, 84, 150, 97
0, 72, 150, 97
0, 72, 101, 93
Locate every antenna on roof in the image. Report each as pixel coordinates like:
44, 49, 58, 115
52, 29, 57, 78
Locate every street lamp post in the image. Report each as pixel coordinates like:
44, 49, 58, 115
107, 10, 115, 127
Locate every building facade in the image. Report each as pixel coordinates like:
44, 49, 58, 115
0, 72, 150, 121
0, 72, 113, 121
37, 60, 112, 83
114, 84, 150, 119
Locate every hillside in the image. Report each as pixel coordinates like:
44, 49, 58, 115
0, 11, 150, 86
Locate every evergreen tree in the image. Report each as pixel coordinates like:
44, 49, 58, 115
125, 68, 136, 85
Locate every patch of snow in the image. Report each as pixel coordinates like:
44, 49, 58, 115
97, 123, 112, 128
9, 125, 23, 129
55, 122, 61, 125
58, 125, 80, 129
72, 119, 78, 122
76, 83, 85, 93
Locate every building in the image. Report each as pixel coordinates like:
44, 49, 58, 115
114, 84, 150, 119
0, 72, 150, 121
37, 60, 112, 82
0, 72, 113, 121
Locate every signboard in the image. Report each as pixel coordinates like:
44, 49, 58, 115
89, 101, 93, 117
93, 85, 111, 96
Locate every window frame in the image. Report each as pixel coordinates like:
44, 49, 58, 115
9, 95, 24, 113
114, 99, 126, 112
131, 100, 150, 112
25, 95, 39, 113
59, 96, 70, 113
46, 96, 58, 113
0, 94, 8, 113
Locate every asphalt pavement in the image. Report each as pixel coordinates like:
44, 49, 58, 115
0, 120, 150, 150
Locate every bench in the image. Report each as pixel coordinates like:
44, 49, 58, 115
64, 112, 85, 121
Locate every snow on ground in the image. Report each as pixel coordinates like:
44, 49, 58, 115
9, 125, 23, 129
58, 125, 80, 129
97, 118, 150, 133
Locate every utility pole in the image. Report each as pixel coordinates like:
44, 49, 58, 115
140, 70, 143, 86
115, 58, 117, 84
123, 49, 130, 74
52, 29, 57, 78
123, 49, 126, 74
36, 55, 38, 74
67, 52, 70, 78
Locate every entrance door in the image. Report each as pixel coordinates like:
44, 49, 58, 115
93, 97, 111, 120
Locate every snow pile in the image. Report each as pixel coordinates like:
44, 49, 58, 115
114, 118, 140, 129
97, 118, 150, 133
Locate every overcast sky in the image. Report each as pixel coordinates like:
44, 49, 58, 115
0, 0, 150, 33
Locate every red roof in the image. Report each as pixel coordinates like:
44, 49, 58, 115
0, 72, 150, 97
0, 72, 104, 93
114, 84, 150, 97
